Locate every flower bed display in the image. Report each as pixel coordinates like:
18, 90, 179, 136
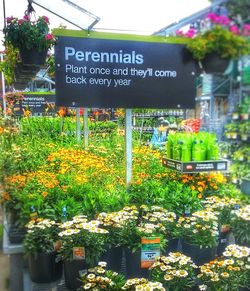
0, 114, 250, 290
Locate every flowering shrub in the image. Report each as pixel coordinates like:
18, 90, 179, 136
58, 215, 109, 266
79, 262, 125, 291
231, 205, 250, 245
4, 15, 55, 51
150, 252, 197, 291
177, 210, 219, 248
23, 218, 58, 255
198, 244, 250, 290
122, 278, 165, 291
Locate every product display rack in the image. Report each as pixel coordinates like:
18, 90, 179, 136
162, 157, 228, 173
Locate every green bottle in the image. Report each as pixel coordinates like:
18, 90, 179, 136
192, 139, 202, 161
181, 141, 191, 161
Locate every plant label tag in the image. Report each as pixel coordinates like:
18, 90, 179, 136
73, 247, 85, 260
30, 212, 38, 219
53, 240, 62, 251
141, 237, 160, 269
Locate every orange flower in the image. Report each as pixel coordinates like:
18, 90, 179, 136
198, 193, 203, 199
190, 185, 196, 191
198, 186, 204, 192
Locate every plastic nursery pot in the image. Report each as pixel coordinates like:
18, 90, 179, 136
181, 240, 217, 266
64, 259, 88, 291
28, 251, 63, 283
100, 245, 123, 273
124, 248, 149, 279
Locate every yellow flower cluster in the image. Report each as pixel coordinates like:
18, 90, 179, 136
122, 278, 165, 291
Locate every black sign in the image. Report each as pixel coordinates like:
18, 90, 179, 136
55, 36, 196, 108
14, 93, 56, 115
162, 158, 228, 173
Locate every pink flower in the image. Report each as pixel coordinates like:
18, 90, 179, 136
23, 15, 30, 21
42, 16, 50, 24
18, 19, 24, 25
207, 12, 219, 23
6, 16, 14, 23
45, 33, 54, 40
176, 29, 184, 36
243, 24, 250, 36
184, 28, 197, 38
229, 25, 240, 35
218, 15, 230, 25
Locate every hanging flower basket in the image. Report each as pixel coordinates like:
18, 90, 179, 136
200, 53, 231, 74
19, 48, 48, 66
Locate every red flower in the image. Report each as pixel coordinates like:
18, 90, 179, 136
45, 33, 54, 40
42, 16, 50, 24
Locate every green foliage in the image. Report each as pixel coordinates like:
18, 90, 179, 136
187, 25, 250, 61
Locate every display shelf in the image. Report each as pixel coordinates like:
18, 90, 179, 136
2, 213, 24, 255
162, 158, 228, 173
132, 112, 184, 118
132, 127, 154, 132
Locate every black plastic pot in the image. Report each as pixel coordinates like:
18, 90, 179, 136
28, 252, 63, 283
200, 54, 231, 74
163, 238, 180, 255
20, 48, 47, 65
125, 248, 149, 279
217, 231, 231, 257
100, 246, 123, 273
181, 240, 216, 266
64, 259, 88, 291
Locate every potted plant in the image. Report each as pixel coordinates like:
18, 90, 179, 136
239, 122, 250, 141
3, 15, 55, 65
177, 210, 219, 265
122, 278, 166, 291
203, 196, 240, 256
79, 262, 125, 291
186, 25, 250, 74
231, 205, 250, 246
198, 244, 250, 290
224, 123, 238, 139
58, 215, 109, 291
149, 252, 198, 291
23, 218, 63, 283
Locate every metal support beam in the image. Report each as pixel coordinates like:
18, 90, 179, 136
83, 108, 88, 148
125, 109, 132, 187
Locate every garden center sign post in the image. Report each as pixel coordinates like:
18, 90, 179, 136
53, 29, 197, 185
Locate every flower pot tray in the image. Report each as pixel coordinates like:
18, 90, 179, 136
162, 158, 228, 173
